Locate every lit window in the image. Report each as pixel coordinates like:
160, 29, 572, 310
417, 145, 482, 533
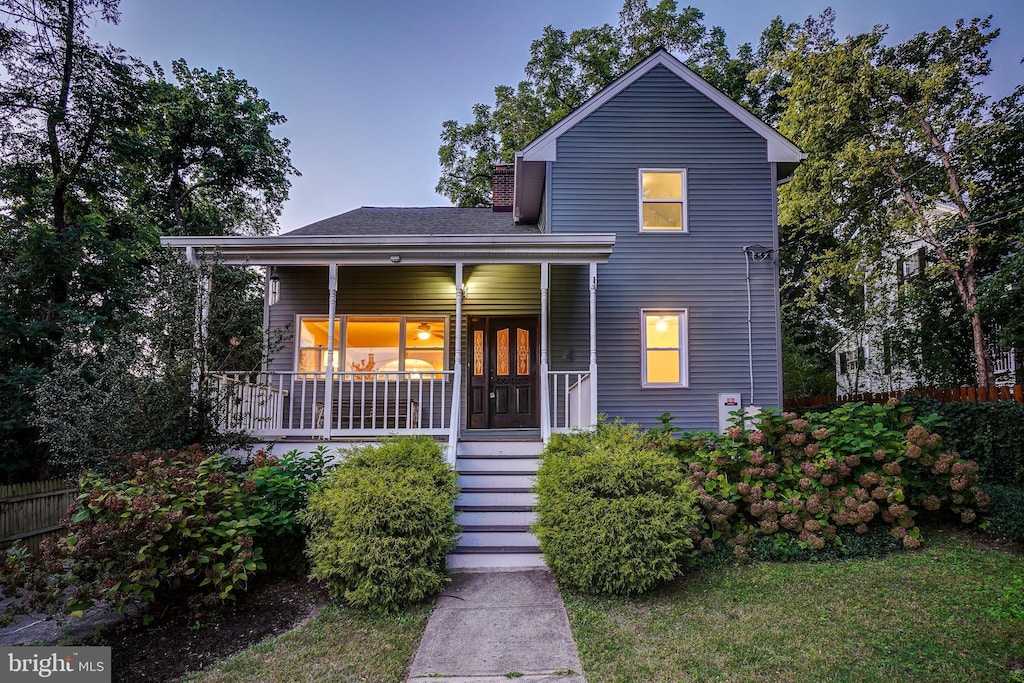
642, 310, 687, 386
297, 318, 341, 372
639, 169, 687, 232
297, 316, 445, 375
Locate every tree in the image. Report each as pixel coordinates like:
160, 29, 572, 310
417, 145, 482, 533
0, 0, 296, 480
772, 12, 1012, 387
131, 59, 297, 237
0, 0, 149, 479
435, 0, 786, 206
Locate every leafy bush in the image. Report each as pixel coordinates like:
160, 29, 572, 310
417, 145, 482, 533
668, 402, 989, 558
247, 447, 328, 573
900, 397, 1024, 488
984, 485, 1024, 544
533, 421, 699, 595
38, 447, 267, 615
302, 436, 458, 612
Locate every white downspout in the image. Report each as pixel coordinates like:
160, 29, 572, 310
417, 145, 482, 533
744, 248, 755, 406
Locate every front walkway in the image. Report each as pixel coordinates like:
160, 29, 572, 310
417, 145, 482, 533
407, 569, 585, 682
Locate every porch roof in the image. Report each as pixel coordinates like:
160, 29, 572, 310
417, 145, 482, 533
160, 232, 616, 266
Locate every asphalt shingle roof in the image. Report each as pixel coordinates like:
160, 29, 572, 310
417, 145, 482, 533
284, 207, 540, 236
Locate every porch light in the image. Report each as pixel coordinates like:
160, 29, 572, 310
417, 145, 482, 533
268, 266, 280, 306
417, 323, 432, 341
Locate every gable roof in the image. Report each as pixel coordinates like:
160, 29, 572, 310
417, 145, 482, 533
286, 206, 540, 236
518, 49, 804, 165
513, 49, 805, 223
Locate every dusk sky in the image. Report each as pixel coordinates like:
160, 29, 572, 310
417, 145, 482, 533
91, 1, 1024, 233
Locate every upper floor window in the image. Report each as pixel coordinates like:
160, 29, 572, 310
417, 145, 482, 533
639, 169, 687, 232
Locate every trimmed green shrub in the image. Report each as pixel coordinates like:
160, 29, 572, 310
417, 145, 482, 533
984, 485, 1024, 544
533, 421, 699, 595
302, 436, 458, 612
668, 401, 989, 557
38, 447, 267, 615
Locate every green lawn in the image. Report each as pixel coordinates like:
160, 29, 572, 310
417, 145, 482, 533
183, 603, 430, 683
182, 531, 1021, 683
564, 529, 1023, 682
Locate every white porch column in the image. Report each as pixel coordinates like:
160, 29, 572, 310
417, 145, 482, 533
447, 262, 464, 464
589, 261, 598, 429
540, 262, 551, 442
261, 265, 272, 374
322, 264, 338, 440
187, 247, 211, 401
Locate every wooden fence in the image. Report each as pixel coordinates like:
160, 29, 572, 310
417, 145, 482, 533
785, 384, 1024, 410
0, 479, 75, 553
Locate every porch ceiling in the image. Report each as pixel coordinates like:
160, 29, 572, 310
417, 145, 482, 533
160, 233, 616, 266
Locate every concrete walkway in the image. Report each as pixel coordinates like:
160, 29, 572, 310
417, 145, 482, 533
407, 569, 585, 682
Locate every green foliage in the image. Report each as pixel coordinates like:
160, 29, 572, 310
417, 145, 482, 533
899, 397, 1024, 488
436, 0, 789, 206
302, 437, 458, 612
33, 448, 267, 615
533, 421, 699, 595
983, 486, 1024, 545
248, 448, 329, 539
0, 1, 295, 481
773, 11, 1009, 386
669, 402, 990, 559
247, 447, 329, 574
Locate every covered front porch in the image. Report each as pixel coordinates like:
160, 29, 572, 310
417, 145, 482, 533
162, 233, 615, 458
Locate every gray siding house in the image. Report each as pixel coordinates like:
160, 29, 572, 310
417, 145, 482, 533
162, 51, 804, 568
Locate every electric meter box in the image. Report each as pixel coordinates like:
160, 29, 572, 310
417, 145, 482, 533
718, 392, 743, 434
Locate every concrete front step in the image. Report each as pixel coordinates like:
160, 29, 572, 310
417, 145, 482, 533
456, 490, 536, 507
449, 438, 545, 570
457, 473, 536, 489
459, 527, 538, 548
446, 551, 546, 570
456, 440, 544, 458
456, 457, 540, 473
456, 509, 537, 527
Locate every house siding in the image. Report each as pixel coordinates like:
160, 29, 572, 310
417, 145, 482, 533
549, 64, 782, 430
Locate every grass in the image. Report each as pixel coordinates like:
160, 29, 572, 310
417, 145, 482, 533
183, 603, 430, 683
564, 531, 1024, 682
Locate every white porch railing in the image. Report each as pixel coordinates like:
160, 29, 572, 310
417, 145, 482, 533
547, 370, 594, 432
210, 371, 454, 437
993, 348, 1017, 377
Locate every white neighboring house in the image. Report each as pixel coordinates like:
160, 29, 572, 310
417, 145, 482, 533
834, 206, 1018, 395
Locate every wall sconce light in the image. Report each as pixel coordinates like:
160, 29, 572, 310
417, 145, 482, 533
461, 283, 469, 300
390, 254, 401, 263
268, 266, 280, 306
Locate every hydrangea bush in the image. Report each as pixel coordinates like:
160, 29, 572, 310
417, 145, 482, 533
668, 401, 989, 558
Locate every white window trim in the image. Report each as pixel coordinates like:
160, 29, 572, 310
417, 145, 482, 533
638, 168, 688, 233
641, 308, 689, 388
294, 314, 447, 374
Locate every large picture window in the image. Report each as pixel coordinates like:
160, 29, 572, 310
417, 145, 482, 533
296, 316, 445, 375
639, 169, 687, 232
641, 310, 688, 387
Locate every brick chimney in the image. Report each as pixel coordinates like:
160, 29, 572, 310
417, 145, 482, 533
492, 164, 514, 212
